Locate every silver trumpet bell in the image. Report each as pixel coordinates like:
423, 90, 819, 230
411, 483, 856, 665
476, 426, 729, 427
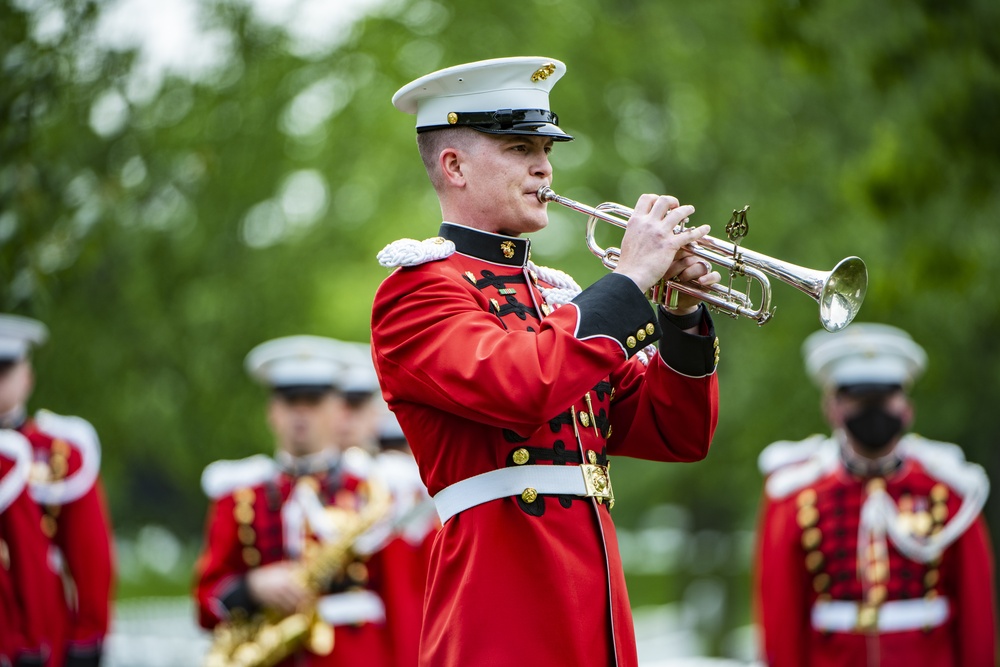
537, 186, 867, 332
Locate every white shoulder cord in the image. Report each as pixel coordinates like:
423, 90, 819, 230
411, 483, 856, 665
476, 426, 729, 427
377, 237, 456, 268
857, 439, 990, 566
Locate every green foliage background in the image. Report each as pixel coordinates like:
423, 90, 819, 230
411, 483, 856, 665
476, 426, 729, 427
3, 0, 998, 655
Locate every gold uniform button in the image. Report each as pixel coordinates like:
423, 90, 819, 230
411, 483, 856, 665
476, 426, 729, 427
49, 454, 67, 478
804, 551, 824, 573
636, 329, 646, 342
626, 336, 637, 349
645, 323, 656, 336
237, 525, 256, 546
930, 483, 949, 502
796, 505, 819, 528
521, 488, 538, 503
0, 539, 8, 571
41, 515, 58, 538
242, 547, 261, 567
924, 569, 940, 587
813, 573, 831, 593
796, 488, 817, 508
234, 504, 255, 524
579, 412, 591, 428
464, 271, 476, 283
931, 503, 949, 522
234, 488, 255, 504
447, 112, 458, 124
490, 298, 500, 312
52, 439, 70, 457
346, 561, 369, 583
541, 303, 552, 316
801, 527, 822, 550
512, 448, 530, 465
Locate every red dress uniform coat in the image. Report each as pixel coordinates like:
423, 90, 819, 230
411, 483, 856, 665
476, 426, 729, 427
194, 449, 427, 667
753, 434, 996, 667
21, 411, 113, 667
371, 223, 720, 667
0, 430, 66, 667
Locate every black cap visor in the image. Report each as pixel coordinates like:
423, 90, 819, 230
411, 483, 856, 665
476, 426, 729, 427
418, 108, 573, 141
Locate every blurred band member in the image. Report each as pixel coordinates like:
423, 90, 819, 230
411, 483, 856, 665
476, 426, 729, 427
194, 335, 425, 666
753, 323, 996, 667
0, 429, 66, 667
0, 314, 114, 667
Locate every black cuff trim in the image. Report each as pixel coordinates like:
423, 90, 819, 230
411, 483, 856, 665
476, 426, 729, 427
657, 304, 719, 376
571, 274, 660, 358
14, 657, 43, 667
220, 575, 260, 617
65, 653, 100, 667
660, 305, 704, 330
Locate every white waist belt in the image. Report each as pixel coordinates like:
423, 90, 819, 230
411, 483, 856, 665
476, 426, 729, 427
317, 590, 385, 626
811, 597, 950, 633
433, 464, 612, 523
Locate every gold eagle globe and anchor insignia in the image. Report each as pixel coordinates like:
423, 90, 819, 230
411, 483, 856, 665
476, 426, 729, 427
530, 63, 556, 82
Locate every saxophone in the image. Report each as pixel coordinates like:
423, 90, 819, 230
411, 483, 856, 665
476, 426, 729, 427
204, 473, 392, 667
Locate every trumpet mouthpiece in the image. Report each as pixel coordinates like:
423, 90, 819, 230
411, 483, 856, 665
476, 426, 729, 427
536, 185, 554, 203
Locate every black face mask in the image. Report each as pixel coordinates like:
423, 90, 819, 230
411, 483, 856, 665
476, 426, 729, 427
845, 404, 904, 452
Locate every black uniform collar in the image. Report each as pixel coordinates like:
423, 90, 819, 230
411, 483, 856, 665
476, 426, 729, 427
440, 222, 530, 268
0, 406, 26, 430
837, 435, 903, 478
275, 448, 340, 477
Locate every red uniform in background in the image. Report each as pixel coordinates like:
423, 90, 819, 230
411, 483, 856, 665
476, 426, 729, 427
372, 223, 720, 667
753, 323, 997, 667
754, 435, 995, 667
0, 430, 66, 667
21, 410, 114, 667
194, 448, 429, 667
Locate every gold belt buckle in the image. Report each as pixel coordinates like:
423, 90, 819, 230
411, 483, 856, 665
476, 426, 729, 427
580, 463, 615, 509
856, 603, 879, 632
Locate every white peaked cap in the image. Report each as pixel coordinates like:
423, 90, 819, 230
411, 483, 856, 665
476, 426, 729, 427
244, 335, 351, 390
0, 314, 49, 362
392, 56, 573, 140
337, 341, 380, 395
803, 323, 928, 391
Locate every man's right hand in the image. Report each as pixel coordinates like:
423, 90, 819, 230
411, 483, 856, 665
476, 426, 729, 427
246, 561, 312, 614
613, 194, 711, 294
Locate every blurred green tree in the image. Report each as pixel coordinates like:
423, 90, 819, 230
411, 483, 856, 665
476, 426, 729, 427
2, 0, 998, 656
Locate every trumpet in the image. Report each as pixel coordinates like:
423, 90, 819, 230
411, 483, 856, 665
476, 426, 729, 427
537, 186, 867, 332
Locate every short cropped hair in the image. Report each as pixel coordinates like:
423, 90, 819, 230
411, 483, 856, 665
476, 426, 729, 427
416, 127, 483, 191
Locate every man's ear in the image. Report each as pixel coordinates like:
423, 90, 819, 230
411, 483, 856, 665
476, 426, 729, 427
439, 147, 466, 188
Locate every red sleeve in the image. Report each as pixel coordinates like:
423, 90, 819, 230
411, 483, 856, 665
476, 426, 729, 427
951, 516, 997, 667
0, 485, 65, 664
605, 350, 718, 462
193, 496, 250, 629
754, 492, 810, 667
56, 479, 114, 651
373, 265, 718, 454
